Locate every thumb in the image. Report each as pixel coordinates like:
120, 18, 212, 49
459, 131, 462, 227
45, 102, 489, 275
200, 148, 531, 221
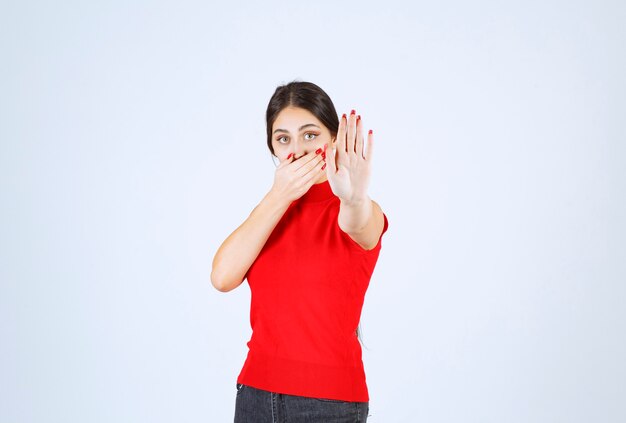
327, 143, 337, 173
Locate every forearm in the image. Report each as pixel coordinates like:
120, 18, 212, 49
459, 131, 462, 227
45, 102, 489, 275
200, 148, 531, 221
338, 195, 373, 234
211, 190, 291, 292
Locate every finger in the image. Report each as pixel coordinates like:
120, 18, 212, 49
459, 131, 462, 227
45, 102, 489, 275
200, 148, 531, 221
364, 129, 374, 161
327, 142, 337, 174
346, 109, 356, 154
303, 159, 326, 187
295, 150, 324, 177
302, 155, 326, 183
337, 113, 347, 154
291, 149, 320, 172
279, 152, 295, 167
355, 114, 364, 158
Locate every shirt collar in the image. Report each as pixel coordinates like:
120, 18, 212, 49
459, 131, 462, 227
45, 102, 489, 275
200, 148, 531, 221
297, 179, 335, 203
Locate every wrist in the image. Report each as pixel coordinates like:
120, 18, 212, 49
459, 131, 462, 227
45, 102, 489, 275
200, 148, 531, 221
340, 195, 369, 208
265, 188, 292, 210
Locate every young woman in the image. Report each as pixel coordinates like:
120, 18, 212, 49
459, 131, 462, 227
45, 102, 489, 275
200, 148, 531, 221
211, 81, 389, 422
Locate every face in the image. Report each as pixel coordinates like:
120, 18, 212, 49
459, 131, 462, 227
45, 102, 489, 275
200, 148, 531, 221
271, 106, 334, 162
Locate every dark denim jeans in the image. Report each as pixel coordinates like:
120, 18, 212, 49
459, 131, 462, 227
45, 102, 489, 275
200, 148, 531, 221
234, 382, 369, 423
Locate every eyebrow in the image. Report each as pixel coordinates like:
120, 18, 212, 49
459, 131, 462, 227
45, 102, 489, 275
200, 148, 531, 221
273, 124, 321, 135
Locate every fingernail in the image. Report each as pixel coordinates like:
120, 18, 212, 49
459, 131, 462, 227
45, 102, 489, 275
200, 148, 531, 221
321, 163, 327, 170
315, 147, 322, 154
286, 153, 293, 159
357, 115, 361, 122
368, 129, 373, 134
350, 109, 356, 115
342, 113, 346, 120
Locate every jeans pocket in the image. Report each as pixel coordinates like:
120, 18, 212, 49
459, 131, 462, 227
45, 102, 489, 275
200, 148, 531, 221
314, 397, 348, 403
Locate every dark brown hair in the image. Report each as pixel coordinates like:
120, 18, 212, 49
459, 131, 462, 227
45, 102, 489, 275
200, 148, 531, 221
265, 80, 340, 157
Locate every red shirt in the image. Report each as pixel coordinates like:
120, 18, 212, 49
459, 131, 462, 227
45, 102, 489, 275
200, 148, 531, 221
236, 179, 389, 402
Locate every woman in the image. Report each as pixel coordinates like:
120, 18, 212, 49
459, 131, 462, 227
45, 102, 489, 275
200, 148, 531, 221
211, 81, 389, 423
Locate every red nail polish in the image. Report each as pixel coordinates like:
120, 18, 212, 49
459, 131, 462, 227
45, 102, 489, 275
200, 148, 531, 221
342, 113, 346, 119
321, 163, 326, 170
315, 147, 322, 154
350, 109, 356, 115
368, 129, 373, 134
287, 153, 293, 159
357, 115, 361, 122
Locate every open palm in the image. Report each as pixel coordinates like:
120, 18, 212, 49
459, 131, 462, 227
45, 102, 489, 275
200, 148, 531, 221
326, 110, 374, 204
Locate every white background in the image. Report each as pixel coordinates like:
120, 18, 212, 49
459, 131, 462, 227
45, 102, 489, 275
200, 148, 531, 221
1, 1, 625, 422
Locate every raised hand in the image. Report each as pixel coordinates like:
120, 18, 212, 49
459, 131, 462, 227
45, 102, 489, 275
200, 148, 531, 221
325, 110, 373, 204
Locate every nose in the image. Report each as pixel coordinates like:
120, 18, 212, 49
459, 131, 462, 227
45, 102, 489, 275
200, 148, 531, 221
291, 142, 310, 160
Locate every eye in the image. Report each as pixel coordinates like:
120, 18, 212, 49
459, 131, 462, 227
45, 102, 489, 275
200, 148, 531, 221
304, 133, 317, 141
277, 136, 288, 144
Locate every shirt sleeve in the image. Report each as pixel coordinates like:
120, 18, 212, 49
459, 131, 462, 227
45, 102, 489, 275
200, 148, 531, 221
342, 211, 389, 254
